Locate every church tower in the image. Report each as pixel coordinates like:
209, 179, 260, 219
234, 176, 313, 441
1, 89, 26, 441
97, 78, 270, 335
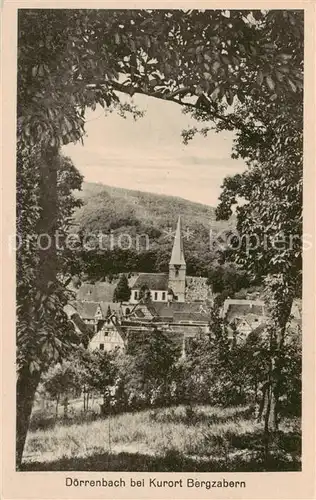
168, 216, 186, 302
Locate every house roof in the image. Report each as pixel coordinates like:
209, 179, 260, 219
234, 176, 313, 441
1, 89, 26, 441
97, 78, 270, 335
71, 300, 123, 320
98, 301, 122, 317
173, 312, 210, 323
222, 299, 265, 320
131, 273, 169, 291
70, 313, 95, 340
149, 302, 211, 322
152, 301, 204, 315
76, 282, 116, 302
71, 301, 99, 319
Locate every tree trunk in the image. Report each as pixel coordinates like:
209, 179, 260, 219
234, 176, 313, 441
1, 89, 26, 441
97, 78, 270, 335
56, 394, 60, 418
261, 275, 295, 435
63, 395, 68, 418
16, 147, 59, 468
16, 366, 41, 469
35, 148, 58, 289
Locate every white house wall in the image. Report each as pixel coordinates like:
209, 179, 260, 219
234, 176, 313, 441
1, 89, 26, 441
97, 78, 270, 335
89, 329, 124, 352
130, 289, 168, 304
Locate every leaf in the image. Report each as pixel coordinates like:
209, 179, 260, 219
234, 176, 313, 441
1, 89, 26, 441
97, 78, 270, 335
279, 53, 292, 62
256, 70, 263, 86
277, 65, 290, 74
266, 75, 275, 91
225, 89, 233, 106
237, 91, 245, 104
221, 54, 230, 65
210, 86, 221, 101
274, 70, 284, 82
195, 85, 204, 96
211, 61, 221, 73
287, 79, 297, 92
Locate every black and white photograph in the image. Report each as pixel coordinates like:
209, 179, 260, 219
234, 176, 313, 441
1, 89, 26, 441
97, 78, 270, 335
11, 6, 309, 481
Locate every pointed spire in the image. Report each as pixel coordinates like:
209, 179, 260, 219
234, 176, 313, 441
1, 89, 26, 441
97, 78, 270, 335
170, 216, 186, 266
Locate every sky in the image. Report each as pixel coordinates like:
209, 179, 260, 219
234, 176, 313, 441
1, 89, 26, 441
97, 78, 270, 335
62, 94, 247, 207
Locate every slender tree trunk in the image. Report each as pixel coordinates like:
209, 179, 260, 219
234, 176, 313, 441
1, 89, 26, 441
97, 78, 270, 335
253, 375, 257, 405
16, 367, 41, 469
63, 395, 69, 418
263, 383, 272, 466
262, 277, 294, 434
35, 148, 58, 290
16, 148, 59, 468
56, 394, 60, 418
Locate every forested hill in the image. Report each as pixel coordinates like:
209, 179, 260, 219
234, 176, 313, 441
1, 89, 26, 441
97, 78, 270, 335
72, 182, 236, 280
74, 182, 234, 232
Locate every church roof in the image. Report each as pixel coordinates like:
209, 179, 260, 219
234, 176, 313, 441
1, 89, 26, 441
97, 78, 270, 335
131, 273, 169, 291
170, 216, 186, 266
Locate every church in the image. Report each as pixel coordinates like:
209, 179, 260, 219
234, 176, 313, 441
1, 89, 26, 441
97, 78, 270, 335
129, 216, 211, 304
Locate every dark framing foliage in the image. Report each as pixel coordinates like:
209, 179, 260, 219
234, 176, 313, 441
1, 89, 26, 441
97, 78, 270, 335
16, 9, 303, 467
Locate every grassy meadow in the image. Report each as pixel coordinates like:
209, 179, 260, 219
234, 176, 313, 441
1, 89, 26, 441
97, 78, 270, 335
22, 401, 301, 471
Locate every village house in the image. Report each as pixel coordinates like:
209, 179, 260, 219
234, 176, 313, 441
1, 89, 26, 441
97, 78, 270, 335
221, 298, 266, 341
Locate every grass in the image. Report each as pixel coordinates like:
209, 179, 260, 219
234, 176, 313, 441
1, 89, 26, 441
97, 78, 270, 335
22, 403, 301, 472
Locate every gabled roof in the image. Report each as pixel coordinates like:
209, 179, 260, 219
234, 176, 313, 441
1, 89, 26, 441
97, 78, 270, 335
173, 312, 210, 323
152, 301, 203, 315
71, 301, 99, 319
149, 302, 211, 322
71, 300, 123, 320
170, 216, 186, 266
63, 305, 94, 345
222, 299, 265, 320
98, 301, 122, 317
131, 273, 169, 291
232, 317, 252, 328
70, 313, 95, 341
76, 282, 116, 302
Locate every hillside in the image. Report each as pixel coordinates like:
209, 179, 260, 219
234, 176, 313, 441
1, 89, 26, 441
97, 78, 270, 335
72, 182, 236, 279
74, 182, 234, 231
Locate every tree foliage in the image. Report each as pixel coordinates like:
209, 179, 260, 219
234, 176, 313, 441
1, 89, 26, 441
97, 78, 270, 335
17, 147, 83, 374
113, 274, 131, 302
18, 9, 302, 149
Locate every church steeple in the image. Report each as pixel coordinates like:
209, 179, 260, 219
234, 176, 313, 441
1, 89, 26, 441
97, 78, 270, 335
170, 216, 186, 266
168, 216, 186, 302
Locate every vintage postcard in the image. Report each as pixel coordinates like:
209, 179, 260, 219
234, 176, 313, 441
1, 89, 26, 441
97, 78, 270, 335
1, 1, 315, 499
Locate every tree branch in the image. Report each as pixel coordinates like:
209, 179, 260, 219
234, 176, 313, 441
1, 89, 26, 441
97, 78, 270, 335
87, 79, 265, 137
